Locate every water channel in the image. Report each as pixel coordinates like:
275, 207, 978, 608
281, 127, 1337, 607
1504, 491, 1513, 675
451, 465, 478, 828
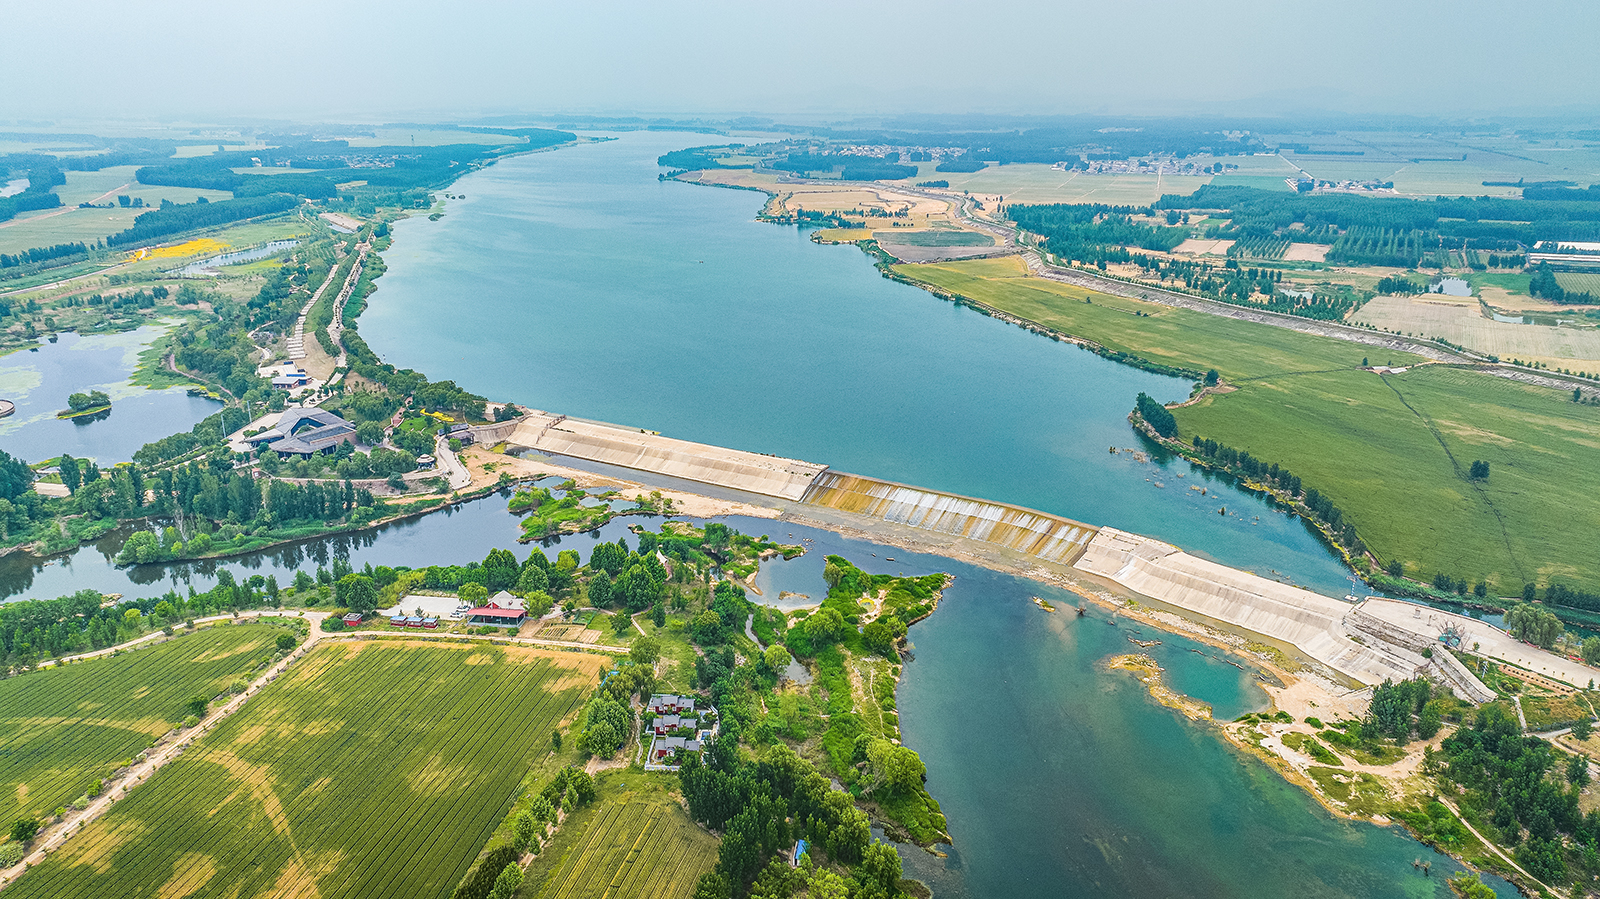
2, 132, 1519, 896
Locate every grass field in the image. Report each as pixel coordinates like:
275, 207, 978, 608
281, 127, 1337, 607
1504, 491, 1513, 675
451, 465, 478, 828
0, 622, 283, 824
1175, 364, 1600, 593
525, 771, 718, 899
876, 230, 992, 247
8, 639, 602, 899
898, 256, 1397, 380
895, 257, 1600, 594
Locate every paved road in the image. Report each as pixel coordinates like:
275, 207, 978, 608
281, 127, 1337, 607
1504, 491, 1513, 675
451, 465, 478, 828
434, 435, 473, 491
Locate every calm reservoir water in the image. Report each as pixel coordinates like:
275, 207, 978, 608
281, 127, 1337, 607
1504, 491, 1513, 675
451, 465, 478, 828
0, 133, 1519, 897
0, 326, 220, 464
362, 131, 1354, 597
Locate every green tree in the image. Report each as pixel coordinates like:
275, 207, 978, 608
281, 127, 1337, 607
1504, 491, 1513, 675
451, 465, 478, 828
514, 564, 549, 596
629, 635, 660, 667
866, 738, 926, 795
275, 633, 297, 651
1574, 717, 1594, 741
1567, 753, 1590, 787
1583, 637, 1600, 666
58, 454, 81, 494
488, 862, 523, 899
9, 818, 40, 843
1506, 603, 1562, 649
763, 644, 791, 674
513, 810, 538, 850
459, 582, 489, 605
335, 573, 379, 614
185, 696, 208, 719
355, 421, 383, 445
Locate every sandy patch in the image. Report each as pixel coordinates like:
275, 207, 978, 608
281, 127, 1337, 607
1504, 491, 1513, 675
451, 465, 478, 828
463, 652, 495, 666
1283, 243, 1330, 262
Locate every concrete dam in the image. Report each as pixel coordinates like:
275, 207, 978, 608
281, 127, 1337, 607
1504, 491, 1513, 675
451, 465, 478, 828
490, 408, 1581, 698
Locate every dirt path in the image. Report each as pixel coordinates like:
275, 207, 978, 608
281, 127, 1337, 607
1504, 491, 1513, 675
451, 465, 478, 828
0, 611, 329, 888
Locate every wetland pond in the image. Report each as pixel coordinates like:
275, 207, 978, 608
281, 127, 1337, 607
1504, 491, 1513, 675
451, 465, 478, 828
0, 325, 220, 464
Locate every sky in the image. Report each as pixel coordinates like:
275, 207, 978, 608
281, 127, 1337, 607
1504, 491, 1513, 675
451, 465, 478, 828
7, 0, 1599, 124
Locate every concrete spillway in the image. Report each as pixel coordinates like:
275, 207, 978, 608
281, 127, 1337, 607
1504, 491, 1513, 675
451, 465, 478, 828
505, 411, 828, 501
1074, 527, 1429, 687
800, 471, 1097, 564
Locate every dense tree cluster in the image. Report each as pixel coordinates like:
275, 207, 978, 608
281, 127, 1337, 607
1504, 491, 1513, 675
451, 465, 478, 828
1133, 392, 1176, 438
0, 241, 91, 269
680, 744, 900, 897
1007, 203, 1187, 265
105, 194, 301, 247
1158, 184, 1600, 248
1432, 707, 1600, 886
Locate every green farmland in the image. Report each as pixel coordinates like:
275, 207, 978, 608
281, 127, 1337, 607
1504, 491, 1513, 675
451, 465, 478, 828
0, 622, 283, 824
1175, 364, 1600, 594
9, 639, 603, 899
897, 257, 1600, 595
526, 772, 718, 899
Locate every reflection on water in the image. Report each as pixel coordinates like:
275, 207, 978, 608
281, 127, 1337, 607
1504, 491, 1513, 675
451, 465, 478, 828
0, 327, 220, 463
174, 239, 298, 276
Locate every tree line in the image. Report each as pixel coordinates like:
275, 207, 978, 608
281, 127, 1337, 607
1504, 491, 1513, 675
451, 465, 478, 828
105, 194, 300, 247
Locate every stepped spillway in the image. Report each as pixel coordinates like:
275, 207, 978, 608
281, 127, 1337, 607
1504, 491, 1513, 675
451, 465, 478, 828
799, 471, 1097, 564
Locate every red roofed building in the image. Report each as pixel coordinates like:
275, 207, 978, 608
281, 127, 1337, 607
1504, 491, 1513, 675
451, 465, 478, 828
465, 591, 527, 627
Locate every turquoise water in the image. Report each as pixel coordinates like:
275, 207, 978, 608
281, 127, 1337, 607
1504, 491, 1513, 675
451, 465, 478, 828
0, 326, 220, 464
736, 515, 1512, 898
361, 131, 1355, 598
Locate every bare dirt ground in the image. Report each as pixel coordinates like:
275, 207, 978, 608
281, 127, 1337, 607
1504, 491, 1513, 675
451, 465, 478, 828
1283, 243, 1330, 262
1355, 295, 1600, 369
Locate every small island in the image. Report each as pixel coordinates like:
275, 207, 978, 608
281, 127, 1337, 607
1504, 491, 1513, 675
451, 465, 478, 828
56, 390, 110, 420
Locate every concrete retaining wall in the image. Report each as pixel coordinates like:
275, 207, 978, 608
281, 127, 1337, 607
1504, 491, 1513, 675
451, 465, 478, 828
506, 411, 828, 501
800, 471, 1097, 564
1075, 528, 1423, 687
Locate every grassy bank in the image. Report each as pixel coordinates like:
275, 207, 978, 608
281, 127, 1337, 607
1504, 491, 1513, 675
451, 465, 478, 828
895, 256, 1600, 596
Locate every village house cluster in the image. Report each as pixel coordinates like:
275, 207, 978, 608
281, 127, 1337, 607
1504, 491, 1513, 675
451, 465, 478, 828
644, 693, 719, 771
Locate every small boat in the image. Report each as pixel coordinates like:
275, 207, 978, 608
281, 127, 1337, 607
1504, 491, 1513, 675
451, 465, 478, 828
1032, 596, 1056, 612
1130, 637, 1161, 648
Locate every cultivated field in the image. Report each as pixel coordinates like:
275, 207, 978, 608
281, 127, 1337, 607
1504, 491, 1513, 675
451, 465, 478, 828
896, 257, 1600, 594
0, 622, 282, 825
1354, 295, 1600, 369
526, 773, 717, 899
1556, 272, 1600, 295
8, 639, 603, 899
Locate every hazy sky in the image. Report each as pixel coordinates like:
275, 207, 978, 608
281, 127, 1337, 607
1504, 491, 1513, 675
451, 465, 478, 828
8, 0, 1599, 123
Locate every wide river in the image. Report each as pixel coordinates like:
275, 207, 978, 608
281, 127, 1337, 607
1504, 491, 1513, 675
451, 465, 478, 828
3, 132, 1513, 896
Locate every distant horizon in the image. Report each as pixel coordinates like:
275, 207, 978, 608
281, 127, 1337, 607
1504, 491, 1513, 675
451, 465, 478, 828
6, 0, 1599, 123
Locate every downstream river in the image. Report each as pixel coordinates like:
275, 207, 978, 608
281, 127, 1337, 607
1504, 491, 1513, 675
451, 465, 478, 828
3, 133, 1515, 896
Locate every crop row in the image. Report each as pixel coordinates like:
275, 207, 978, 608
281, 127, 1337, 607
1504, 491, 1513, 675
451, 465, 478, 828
9, 641, 595, 899
540, 794, 715, 899
0, 623, 276, 822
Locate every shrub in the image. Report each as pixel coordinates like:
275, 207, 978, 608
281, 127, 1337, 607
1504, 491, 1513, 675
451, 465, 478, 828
0, 841, 24, 867
9, 818, 40, 843
275, 633, 297, 651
